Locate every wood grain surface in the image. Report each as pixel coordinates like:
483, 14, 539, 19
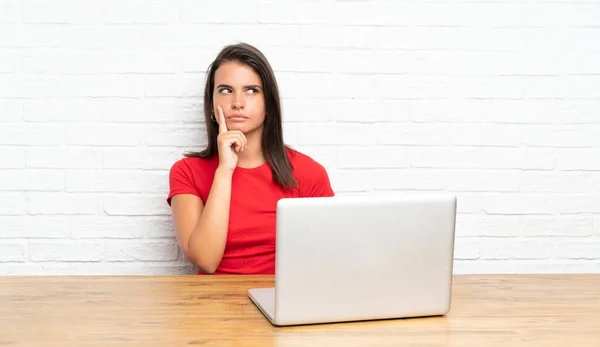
1, 274, 599, 346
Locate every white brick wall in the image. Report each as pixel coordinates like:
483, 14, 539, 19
1, 0, 599, 275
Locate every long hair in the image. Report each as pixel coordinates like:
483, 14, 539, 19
184, 43, 297, 189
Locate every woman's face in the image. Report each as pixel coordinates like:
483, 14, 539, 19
212, 61, 266, 135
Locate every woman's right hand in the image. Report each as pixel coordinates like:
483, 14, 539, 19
216, 105, 247, 172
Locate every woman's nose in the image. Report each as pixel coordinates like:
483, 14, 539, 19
232, 94, 244, 109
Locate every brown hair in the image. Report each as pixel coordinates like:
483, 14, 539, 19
184, 42, 297, 189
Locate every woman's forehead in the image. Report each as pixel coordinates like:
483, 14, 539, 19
214, 61, 262, 86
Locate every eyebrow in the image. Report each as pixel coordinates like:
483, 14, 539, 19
216, 84, 262, 90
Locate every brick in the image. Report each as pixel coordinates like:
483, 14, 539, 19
0, 100, 22, 121
519, 217, 593, 237
64, 75, 144, 98
0, 243, 26, 262
105, 240, 179, 262
333, 100, 412, 123
257, 2, 335, 24
454, 238, 480, 260
441, 124, 522, 147
23, 99, 102, 122
0, 217, 70, 238
66, 170, 168, 193
103, 195, 171, 216
0, 170, 64, 191
144, 126, 205, 147
22, 0, 101, 24
331, 74, 378, 99
283, 124, 299, 146
138, 0, 179, 24
181, 48, 217, 73
70, 216, 172, 239
22, 49, 101, 74
445, 170, 520, 192
276, 72, 333, 99
99, 0, 137, 23
377, 27, 457, 50
254, 25, 304, 48
141, 25, 223, 48
455, 215, 519, 238
180, 99, 205, 124
335, 1, 409, 26
143, 75, 203, 98
410, 147, 555, 170
181, 0, 256, 23
377, 75, 468, 99
29, 242, 104, 262
0, 125, 64, 146
0, 193, 26, 215
408, 3, 485, 27
517, 262, 596, 274
28, 193, 102, 215
65, 125, 145, 146
454, 193, 486, 214
0, 24, 62, 47
101, 99, 182, 123
480, 239, 553, 260
0, 0, 21, 23
411, 100, 567, 124
100, 50, 179, 74
564, 76, 600, 99
0, 49, 20, 72
100, 0, 179, 24
336, 147, 410, 169
557, 149, 600, 171
281, 98, 335, 123
551, 195, 600, 214
0, 147, 25, 168
291, 146, 336, 170
482, 194, 556, 215
555, 242, 600, 260
523, 76, 564, 99
62, 25, 143, 48
520, 172, 596, 193
300, 25, 379, 49
453, 260, 518, 275
332, 49, 409, 75
328, 170, 372, 193
264, 47, 334, 73
298, 123, 374, 146
373, 169, 445, 191
26, 147, 102, 169
102, 148, 184, 170
374, 123, 444, 146
564, 52, 600, 76
0, 76, 61, 98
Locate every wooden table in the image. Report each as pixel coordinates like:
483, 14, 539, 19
1, 275, 599, 346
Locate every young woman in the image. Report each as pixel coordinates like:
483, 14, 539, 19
167, 43, 334, 275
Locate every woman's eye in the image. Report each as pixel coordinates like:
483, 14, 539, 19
247, 88, 258, 94
219, 88, 231, 93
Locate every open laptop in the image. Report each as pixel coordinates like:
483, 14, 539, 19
248, 192, 457, 326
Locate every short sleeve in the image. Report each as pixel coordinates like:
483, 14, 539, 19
300, 162, 335, 198
166, 159, 201, 206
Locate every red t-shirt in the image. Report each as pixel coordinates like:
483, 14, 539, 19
166, 147, 334, 275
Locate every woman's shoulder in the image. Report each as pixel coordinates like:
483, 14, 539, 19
169, 154, 219, 178
285, 147, 334, 197
286, 147, 327, 173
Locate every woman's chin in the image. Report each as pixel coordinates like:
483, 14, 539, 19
226, 123, 262, 135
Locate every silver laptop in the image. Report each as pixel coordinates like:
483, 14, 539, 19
248, 192, 457, 326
